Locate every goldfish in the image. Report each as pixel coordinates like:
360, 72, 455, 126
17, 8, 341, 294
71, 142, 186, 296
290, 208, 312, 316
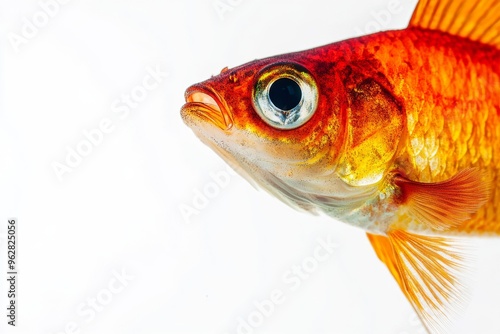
180, 0, 500, 332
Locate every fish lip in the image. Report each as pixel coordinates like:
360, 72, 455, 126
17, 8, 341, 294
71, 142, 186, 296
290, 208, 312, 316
181, 85, 233, 130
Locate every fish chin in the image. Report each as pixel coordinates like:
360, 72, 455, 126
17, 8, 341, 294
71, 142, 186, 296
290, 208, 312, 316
199, 130, 379, 218
209, 140, 321, 213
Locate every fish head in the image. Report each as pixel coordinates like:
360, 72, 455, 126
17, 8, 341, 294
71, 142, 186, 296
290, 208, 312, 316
181, 45, 405, 213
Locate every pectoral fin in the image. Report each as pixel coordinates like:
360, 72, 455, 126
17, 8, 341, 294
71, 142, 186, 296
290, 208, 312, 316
367, 230, 470, 333
395, 168, 489, 231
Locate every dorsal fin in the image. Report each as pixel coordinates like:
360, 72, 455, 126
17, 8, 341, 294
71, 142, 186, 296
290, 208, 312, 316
409, 0, 500, 49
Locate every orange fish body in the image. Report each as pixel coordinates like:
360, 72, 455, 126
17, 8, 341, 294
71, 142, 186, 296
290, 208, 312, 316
181, 0, 500, 332
333, 28, 500, 235
360, 28, 500, 233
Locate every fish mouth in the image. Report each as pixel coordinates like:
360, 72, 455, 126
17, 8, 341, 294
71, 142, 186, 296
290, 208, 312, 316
181, 85, 233, 130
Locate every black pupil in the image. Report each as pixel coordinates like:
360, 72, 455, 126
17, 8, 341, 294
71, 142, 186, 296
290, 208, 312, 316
269, 78, 302, 111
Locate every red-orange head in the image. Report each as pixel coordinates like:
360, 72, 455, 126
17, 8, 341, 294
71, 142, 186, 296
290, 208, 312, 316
181, 38, 405, 212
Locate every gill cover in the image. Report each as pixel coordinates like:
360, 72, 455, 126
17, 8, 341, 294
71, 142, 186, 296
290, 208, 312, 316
337, 67, 405, 186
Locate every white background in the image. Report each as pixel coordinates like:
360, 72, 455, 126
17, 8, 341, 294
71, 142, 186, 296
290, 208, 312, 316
0, 0, 499, 333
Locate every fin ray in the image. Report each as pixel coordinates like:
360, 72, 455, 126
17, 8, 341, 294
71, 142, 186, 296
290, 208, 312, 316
409, 0, 500, 49
395, 168, 489, 231
367, 230, 471, 333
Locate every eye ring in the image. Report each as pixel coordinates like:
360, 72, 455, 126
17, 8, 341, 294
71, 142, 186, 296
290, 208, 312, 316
252, 63, 318, 130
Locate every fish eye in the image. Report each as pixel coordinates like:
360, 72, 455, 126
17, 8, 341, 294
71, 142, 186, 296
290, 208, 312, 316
252, 63, 318, 130
269, 78, 302, 110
